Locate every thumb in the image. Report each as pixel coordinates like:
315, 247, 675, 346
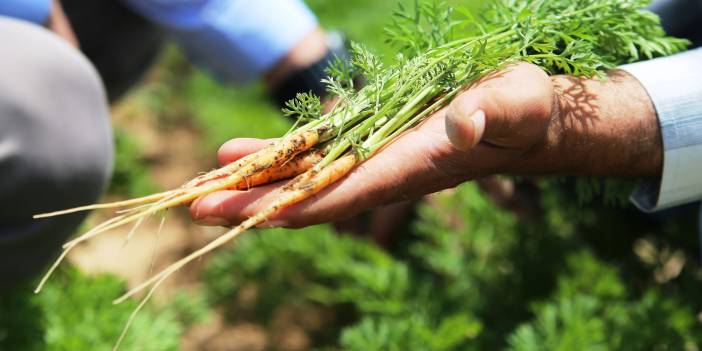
445, 89, 494, 151
444, 62, 554, 151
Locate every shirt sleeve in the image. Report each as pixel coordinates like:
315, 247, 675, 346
121, 0, 318, 84
0, 0, 51, 24
620, 47, 702, 212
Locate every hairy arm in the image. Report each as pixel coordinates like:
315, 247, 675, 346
514, 71, 661, 177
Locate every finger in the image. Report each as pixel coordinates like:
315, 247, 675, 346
191, 126, 440, 228
217, 138, 274, 166
445, 85, 513, 150
444, 63, 552, 150
190, 184, 280, 226
261, 120, 457, 228
192, 109, 479, 229
190, 164, 379, 228
445, 104, 486, 151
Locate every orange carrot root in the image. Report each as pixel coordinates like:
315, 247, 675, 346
33, 132, 326, 220
33, 192, 173, 219
226, 148, 324, 190
34, 126, 350, 351
116, 153, 358, 303
35, 128, 327, 293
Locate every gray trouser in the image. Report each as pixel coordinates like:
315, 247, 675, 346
0, 17, 113, 291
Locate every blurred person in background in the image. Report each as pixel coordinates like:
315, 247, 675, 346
0, 0, 348, 290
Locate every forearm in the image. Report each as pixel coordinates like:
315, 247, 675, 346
517, 71, 662, 177
263, 28, 328, 89
46, 0, 78, 47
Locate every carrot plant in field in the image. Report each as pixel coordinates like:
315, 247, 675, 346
32, 0, 687, 348
0, 268, 197, 351
202, 183, 702, 350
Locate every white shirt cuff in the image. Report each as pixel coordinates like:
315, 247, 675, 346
621, 48, 702, 212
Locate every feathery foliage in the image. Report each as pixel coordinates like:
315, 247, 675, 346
283, 0, 687, 171
0, 268, 194, 350
203, 179, 702, 349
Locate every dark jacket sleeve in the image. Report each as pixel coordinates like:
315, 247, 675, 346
650, 0, 702, 47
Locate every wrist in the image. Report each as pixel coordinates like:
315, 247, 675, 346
46, 0, 78, 47
265, 28, 329, 89
268, 30, 350, 108
532, 71, 662, 177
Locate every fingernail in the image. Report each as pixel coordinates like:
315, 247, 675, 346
195, 216, 230, 227
445, 107, 465, 149
255, 219, 286, 229
446, 107, 485, 151
470, 109, 486, 149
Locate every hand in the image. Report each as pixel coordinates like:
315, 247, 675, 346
46, 0, 79, 48
190, 62, 661, 227
265, 28, 328, 89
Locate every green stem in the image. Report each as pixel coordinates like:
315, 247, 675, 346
363, 81, 439, 148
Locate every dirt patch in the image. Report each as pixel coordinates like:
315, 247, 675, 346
67, 97, 221, 293
183, 314, 268, 351
68, 208, 221, 298
67, 93, 301, 351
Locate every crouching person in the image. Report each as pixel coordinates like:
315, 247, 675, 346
0, 17, 113, 290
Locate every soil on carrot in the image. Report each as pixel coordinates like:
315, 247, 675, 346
68, 87, 325, 351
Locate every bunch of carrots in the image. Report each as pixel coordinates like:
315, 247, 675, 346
33, 0, 686, 348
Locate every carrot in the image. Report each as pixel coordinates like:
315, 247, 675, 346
34, 130, 327, 293
110, 153, 357, 350
33, 192, 173, 219
78, 127, 324, 237
221, 148, 324, 190
33, 132, 326, 220
117, 153, 357, 302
